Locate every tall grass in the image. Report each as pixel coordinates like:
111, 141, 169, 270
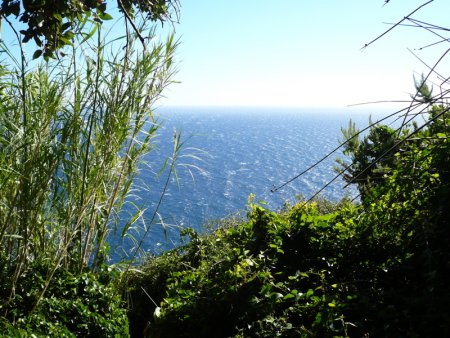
0, 17, 177, 308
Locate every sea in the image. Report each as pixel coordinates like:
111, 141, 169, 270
111, 106, 390, 259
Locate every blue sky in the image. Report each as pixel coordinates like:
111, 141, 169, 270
159, 0, 450, 108
1, 1, 449, 109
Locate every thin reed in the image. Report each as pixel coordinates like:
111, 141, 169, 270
0, 18, 177, 308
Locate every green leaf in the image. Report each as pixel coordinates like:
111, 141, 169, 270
316, 220, 329, 228
80, 25, 98, 44
33, 35, 42, 47
61, 22, 72, 32
98, 12, 113, 20
32, 49, 43, 60
283, 293, 295, 300
11, 2, 20, 16
4, 234, 23, 239
270, 292, 284, 300
53, 13, 63, 21
59, 37, 74, 46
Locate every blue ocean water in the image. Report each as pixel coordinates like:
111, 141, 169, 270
113, 106, 379, 258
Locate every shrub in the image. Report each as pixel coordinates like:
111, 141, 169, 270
125, 201, 354, 337
0, 259, 129, 337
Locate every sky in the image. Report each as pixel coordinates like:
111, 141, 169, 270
1, 1, 449, 109
158, 0, 450, 108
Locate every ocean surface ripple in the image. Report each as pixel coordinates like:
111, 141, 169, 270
113, 106, 378, 257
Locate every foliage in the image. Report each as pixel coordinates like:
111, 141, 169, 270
126, 199, 357, 337
0, 0, 179, 58
0, 258, 129, 336
125, 104, 450, 337
285, 194, 353, 215
122, 249, 186, 337
0, 0, 178, 331
122, 214, 245, 337
0, 26, 176, 272
335, 120, 402, 203
337, 103, 450, 336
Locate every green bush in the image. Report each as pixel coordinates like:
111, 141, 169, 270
125, 201, 355, 337
123, 250, 186, 337
0, 259, 129, 337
